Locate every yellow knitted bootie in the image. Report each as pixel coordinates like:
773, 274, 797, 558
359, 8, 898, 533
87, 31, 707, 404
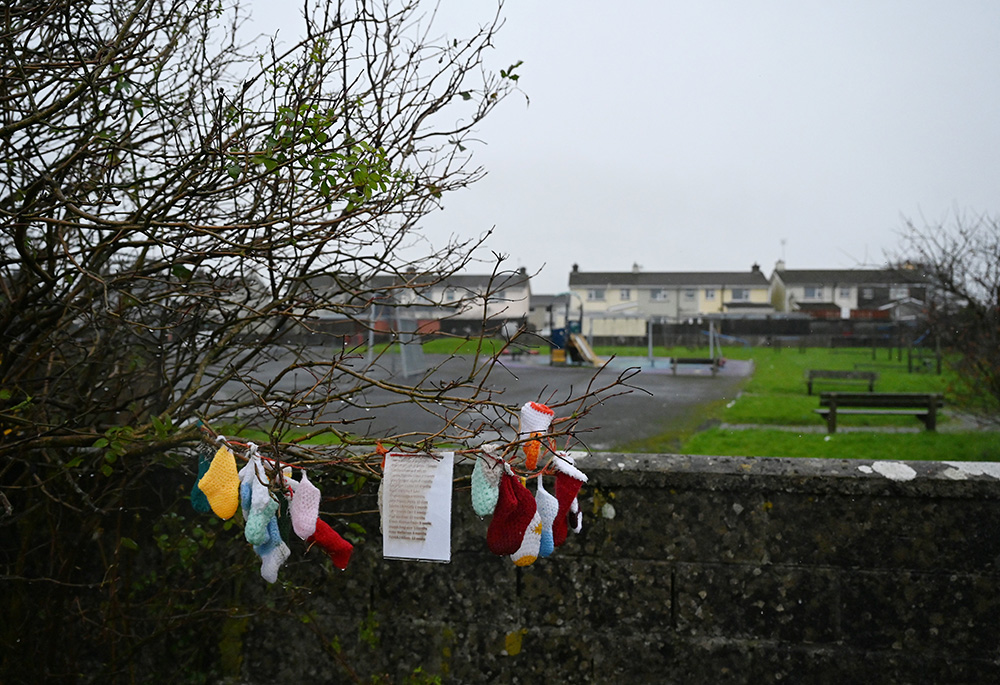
198, 444, 240, 519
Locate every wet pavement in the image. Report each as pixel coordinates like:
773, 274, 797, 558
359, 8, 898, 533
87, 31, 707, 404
311, 353, 753, 450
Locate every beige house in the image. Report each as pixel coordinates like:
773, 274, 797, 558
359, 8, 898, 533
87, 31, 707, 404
567, 264, 773, 335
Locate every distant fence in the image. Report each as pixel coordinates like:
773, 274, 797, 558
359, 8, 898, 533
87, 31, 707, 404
588, 319, 929, 350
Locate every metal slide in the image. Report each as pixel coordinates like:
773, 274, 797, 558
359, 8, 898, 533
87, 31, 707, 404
568, 333, 604, 366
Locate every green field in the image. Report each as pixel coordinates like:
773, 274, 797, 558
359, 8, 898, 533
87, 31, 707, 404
606, 344, 999, 462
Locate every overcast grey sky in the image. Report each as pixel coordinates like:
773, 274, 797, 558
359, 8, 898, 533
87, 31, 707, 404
257, 1, 1000, 294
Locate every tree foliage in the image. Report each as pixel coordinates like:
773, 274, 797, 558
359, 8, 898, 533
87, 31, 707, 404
897, 212, 1000, 422
0, 1, 631, 681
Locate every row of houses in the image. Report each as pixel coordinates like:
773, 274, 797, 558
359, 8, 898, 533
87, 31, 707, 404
356, 261, 931, 339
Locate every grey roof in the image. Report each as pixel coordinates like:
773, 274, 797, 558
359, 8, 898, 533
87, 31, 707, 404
530, 293, 571, 307
569, 270, 769, 288
368, 270, 530, 292
774, 268, 928, 285
795, 301, 840, 311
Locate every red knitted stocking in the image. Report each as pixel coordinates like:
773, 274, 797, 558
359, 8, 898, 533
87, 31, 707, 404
487, 472, 538, 556
309, 518, 354, 570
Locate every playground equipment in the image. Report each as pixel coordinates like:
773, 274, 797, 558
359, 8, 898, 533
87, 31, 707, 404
567, 333, 603, 365
549, 322, 605, 367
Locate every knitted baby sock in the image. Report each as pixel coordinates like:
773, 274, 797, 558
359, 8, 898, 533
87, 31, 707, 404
535, 477, 559, 558
244, 457, 278, 545
309, 518, 354, 571
290, 470, 321, 540
471, 455, 502, 517
189, 444, 213, 514
487, 471, 538, 556
238, 455, 256, 520
520, 402, 554, 470
255, 516, 290, 584
198, 444, 240, 520
245, 497, 279, 545
511, 508, 542, 567
552, 454, 588, 548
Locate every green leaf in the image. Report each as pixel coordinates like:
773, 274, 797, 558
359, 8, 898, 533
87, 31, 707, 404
93, 437, 110, 449
65, 457, 83, 468
227, 164, 241, 180
100, 463, 114, 477
120, 537, 139, 551
459, 91, 471, 101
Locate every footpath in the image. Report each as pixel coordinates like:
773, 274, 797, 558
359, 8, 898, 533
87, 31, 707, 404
720, 411, 999, 434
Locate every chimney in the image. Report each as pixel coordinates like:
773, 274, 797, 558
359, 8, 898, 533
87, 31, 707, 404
632, 262, 642, 274
572, 263, 579, 273
751, 263, 761, 273
775, 259, 785, 272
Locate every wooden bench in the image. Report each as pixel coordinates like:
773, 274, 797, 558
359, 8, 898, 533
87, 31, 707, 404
500, 347, 524, 361
671, 357, 720, 376
814, 392, 944, 433
807, 369, 878, 395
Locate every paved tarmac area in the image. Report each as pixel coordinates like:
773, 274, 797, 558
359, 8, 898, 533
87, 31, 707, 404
296, 353, 753, 450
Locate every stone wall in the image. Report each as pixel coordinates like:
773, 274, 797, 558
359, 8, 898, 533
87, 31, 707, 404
240, 454, 1000, 683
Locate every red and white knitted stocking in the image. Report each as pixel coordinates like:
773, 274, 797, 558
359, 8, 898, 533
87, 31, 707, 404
552, 454, 587, 548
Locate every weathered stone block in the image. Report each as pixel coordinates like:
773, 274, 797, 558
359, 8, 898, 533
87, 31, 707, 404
674, 562, 840, 643
840, 570, 1000, 656
520, 557, 673, 629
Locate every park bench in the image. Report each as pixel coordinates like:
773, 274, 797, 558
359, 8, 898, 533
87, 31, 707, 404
500, 347, 525, 361
670, 357, 721, 376
814, 392, 944, 433
806, 369, 878, 395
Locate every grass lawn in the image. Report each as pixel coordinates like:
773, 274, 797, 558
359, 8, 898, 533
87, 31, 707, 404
610, 344, 997, 461
682, 428, 1000, 461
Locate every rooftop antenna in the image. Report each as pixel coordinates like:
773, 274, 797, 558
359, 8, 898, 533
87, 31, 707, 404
780, 238, 786, 261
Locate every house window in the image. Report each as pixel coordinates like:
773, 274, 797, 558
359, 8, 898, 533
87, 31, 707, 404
619, 288, 631, 300
890, 286, 909, 300
838, 287, 851, 299
730, 288, 749, 301
445, 288, 456, 302
587, 288, 605, 301
803, 286, 823, 300
862, 288, 874, 300
684, 289, 696, 301
650, 288, 669, 302
705, 288, 716, 300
